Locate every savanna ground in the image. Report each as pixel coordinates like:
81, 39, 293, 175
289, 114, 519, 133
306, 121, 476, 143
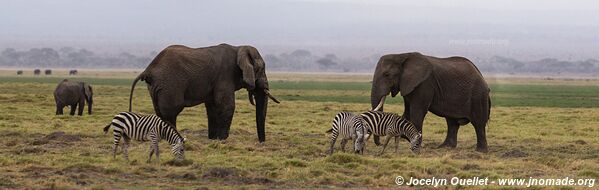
0, 70, 598, 189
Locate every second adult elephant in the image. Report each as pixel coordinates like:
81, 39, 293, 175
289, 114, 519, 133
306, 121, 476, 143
54, 79, 93, 115
129, 44, 280, 143
370, 52, 491, 152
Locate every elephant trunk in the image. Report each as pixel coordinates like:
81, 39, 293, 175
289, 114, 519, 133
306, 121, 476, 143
87, 97, 93, 115
254, 88, 268, 143
370, 81, 389, 146
370, 86, 388, 112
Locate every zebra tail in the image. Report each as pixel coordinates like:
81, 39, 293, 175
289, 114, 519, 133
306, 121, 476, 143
325, 128, 333, 133
103, 124, 111, 135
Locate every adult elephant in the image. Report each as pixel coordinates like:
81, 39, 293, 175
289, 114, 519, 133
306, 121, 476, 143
129, 44, 280, 143
370, 52, 490, 152
54, 79, 93, 116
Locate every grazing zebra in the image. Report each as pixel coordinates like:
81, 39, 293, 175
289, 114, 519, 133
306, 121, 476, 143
103, 112, 186, 162
326, 112, 366, 155
360, 110, 422, 155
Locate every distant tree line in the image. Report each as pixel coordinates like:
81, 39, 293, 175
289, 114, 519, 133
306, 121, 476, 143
477, 56, 599, 74
0, 47, 153, 69
1, 47, 597, 75
263, 49, 380, 73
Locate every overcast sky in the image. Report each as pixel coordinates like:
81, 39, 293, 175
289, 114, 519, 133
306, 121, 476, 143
1, 0, 598, 59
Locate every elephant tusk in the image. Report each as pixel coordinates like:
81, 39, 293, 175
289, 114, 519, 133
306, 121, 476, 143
372, 96, 386, 111
248, 90, 255, 106
263, 89, 281, 104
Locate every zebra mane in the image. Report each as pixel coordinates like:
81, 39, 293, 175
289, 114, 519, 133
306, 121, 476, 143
150, 119, 184, 145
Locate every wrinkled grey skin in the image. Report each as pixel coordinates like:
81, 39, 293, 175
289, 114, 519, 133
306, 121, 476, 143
129, 44, 280, 143
370, 52, 491, 152
54, 79, 93, 116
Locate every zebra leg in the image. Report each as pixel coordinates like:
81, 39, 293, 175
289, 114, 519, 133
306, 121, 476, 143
340, 138, 348, 152
147, 134, 157, 163
147, 144, 155, 163
394, 136, 400, 154
327, 133, 338, 155
112, 133, 121, 159
378, 135, 393, 156
123, 138, 130, 161
439, 118, 459, 149
154, 143, 160, 164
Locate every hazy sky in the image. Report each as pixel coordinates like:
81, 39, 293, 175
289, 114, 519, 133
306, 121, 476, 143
1, 0, 598, 59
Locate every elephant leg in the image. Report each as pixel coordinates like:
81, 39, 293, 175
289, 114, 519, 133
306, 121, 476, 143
56, 104, 64, 115
206, 101, 234, 140
405, 94, 430, 133
69, 104, 77, 115
373, 136, 382, 146
205, 104, 219, 140
205, 91, 235, 140
152, 90, 184, 129
472, 121, 489, 153
439, 118, 460, 149
157, 104, 182, 129
77, 99, 85, 116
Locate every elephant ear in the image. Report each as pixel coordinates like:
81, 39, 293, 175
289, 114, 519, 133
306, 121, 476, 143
237, 46, 256, 90
84, 84, 93, 100
399, 53, 432, 96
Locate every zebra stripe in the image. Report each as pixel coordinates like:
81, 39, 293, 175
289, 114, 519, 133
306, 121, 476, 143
327, 112, 365, 155
103, 112, 185, 162
360, 111, 422, 154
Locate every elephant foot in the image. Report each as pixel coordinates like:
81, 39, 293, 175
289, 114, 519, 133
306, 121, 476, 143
437, 141, 457, 149
475, 146, 488, 153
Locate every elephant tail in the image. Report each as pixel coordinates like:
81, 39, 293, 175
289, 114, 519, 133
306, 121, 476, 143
129, 72, 147, 112
103, 124, 111, 135
487, 95, 492, 126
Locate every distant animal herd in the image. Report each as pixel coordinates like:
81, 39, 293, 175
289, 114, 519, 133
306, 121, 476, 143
16, 69, 77, 75
48, 43, 491, 162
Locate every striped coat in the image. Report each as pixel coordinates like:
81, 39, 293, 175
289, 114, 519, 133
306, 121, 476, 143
103, 112, 185, 162
360, 111, 422, 155
326, 112, 366, 155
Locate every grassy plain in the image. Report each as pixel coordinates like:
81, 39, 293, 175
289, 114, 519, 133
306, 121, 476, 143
0, 70, 597, 189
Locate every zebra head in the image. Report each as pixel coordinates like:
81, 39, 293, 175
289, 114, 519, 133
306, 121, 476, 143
353, 124, 366, 154
409, 133, 422, 154
171, 137, 186, 160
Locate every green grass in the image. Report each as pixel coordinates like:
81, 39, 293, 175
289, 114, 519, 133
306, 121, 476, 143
0, 74, 598, 189
2, 76, 599, 108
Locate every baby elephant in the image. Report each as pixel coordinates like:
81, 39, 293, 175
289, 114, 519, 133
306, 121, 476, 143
326, 112, 366, 155
103, 112, 185, 163
54, 79, 93, 116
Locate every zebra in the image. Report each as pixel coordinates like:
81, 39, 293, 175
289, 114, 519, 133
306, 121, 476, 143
326, 112, 366, 155
103, 112, 186, 162
360, 110, 422, 155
